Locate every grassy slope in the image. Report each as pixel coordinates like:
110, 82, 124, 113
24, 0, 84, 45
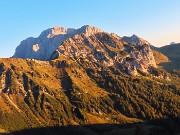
152, 50, 169, 65
0, 58, 139, 132
0, 55, 180, 133
152, 44, 180, 71
158, 43, 180, 61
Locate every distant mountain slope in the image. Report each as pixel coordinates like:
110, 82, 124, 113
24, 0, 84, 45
152, 50, 169, 64
151, 44, 180, 71
157, 43, 180, 61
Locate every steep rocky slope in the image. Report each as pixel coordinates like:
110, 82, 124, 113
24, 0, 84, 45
13, 25, 157, 75
151, 44, 180, 71
51, 33, 156, 75
12, 25, 102, 60
121, 34, 151, 46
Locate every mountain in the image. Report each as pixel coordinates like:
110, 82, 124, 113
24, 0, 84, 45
51, 32, 157, 75
151, 49, 169, 65
117, 35, 171, 69
170, 42, 176, 45
156, 43, 180, 62
121, 34, 151, 46
0, 25, 180, 134
13, 26, 156, 75
151, 43, 180, 71
12, 25, 102, 60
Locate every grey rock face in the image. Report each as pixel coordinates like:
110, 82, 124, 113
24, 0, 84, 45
121, 34, 151, 46
13, 25, 157, 75
13, 25, 102, 60
110, 33, 121, 40
55, 33, 156, 75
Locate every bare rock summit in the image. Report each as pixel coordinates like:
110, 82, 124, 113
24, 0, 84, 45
12, 25, 102, 60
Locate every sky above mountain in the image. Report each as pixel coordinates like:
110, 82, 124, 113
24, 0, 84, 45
0, 0, 180, 58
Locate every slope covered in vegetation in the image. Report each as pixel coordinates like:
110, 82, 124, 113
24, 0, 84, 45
0, 32, 179, 134
0, 56, 179, 133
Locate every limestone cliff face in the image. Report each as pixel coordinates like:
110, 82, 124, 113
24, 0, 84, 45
12, 25, 102, 60
51, 32, 156, 75
13, 25, 156, 75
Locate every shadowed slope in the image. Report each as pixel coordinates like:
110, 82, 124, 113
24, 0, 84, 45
1, 117, 180, 135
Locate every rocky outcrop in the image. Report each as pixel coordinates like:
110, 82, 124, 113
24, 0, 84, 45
13, 25, 102, 60
52, 33, 156, 75
110, 33, 121, 40
121, 34, 151, 46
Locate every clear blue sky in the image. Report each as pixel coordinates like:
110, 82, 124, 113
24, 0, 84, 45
0, 0, 180, 58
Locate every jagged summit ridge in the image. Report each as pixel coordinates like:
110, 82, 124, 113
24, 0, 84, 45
13, 25, 156, 74
12, 25, 157, 75
39, 25, 102, 39
43, 26, 76, 38
51, 32, 156, 75
79, 25, 102, 36
13, 25, 102, 60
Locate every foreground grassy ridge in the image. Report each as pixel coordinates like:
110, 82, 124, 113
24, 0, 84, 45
0, 58, 139, 132
0, 56, 180, 132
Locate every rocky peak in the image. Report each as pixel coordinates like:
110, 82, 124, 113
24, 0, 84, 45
13, 25, 101, 60
78, 25, 102, 36
39, 26, 76, 39
110, 33, 121, 40
121, 34, 151, 46
47, 26, 69, 38
131, 34, 140, 39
